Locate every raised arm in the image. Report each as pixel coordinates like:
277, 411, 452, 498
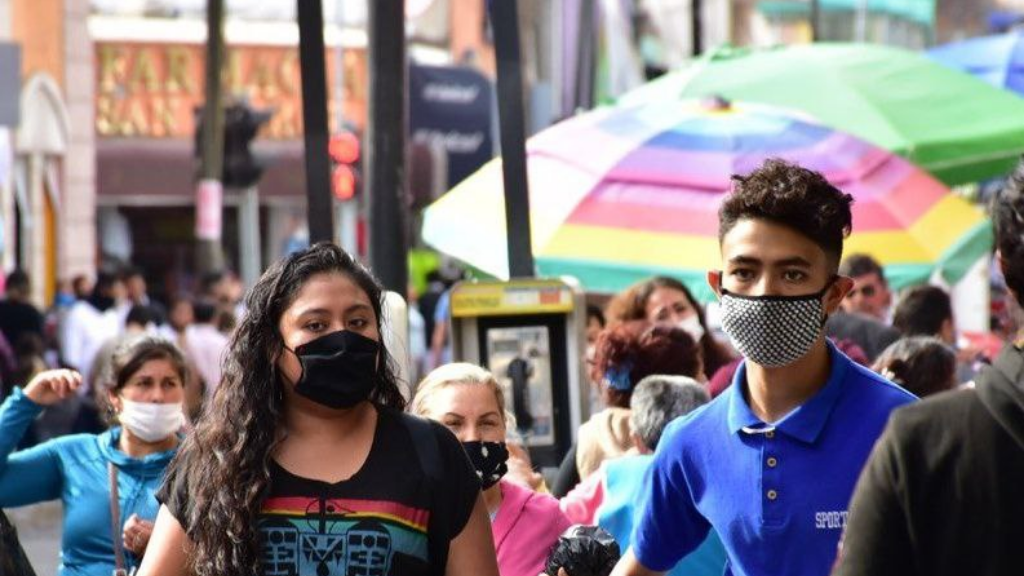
0, 370, 82, 507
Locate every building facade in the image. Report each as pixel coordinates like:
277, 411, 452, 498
1, 0, 95, 306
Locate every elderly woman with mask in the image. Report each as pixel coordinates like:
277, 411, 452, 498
0, 336, 187, 576
412, 363, 573, 576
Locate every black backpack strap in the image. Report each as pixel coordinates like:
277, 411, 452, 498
400, 413, 449, 576
403, 413, 443, 483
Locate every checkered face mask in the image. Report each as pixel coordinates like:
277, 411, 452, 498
719, 278, 834, 368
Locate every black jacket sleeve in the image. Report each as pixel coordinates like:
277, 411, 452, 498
832, 414, 917, 576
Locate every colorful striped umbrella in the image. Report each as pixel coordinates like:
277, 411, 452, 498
421, 99, 991, 301
619, 43, 1024, 186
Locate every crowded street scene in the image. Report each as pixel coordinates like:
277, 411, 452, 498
2, 0, 1024, 575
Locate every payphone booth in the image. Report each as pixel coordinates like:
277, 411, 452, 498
449, 278, 588, 469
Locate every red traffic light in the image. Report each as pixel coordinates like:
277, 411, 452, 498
332, 165, 357, 201
329, 132, 360, 164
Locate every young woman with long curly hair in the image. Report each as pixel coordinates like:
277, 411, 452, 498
139, 243, 498, 576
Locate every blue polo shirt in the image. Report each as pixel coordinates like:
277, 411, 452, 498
632, 341, 916, 576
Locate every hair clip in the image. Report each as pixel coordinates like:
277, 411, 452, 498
604, 362, 634, 392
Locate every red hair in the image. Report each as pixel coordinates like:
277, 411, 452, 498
594, 321, 702, 408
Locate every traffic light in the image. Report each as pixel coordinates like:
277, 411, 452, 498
329, 130, 361, 201
194, 103, 273, 189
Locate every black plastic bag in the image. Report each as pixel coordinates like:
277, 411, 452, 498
545, 525, 621, 576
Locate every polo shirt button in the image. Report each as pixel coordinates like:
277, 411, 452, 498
767, 489, 778, 501
767, 457, 778, 467
765, 430, 775, 439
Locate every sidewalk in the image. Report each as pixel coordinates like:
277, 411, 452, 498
7, 502, 62, 576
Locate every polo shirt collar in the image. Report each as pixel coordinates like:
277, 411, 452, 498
727, 340, 850, 444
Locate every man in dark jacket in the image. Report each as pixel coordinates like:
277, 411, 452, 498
832, 159, 1024, 576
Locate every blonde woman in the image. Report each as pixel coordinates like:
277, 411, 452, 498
412, 363, 572, 576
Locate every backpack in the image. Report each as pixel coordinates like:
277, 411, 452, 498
0, 509, 37, 576
400, 413, 450, 576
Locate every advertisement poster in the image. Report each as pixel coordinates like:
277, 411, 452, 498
486, 326, 554, 447
409, 64, 494, 189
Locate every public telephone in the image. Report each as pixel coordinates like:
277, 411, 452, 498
449, 278, 587, 468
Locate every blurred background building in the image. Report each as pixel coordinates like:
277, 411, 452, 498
2, 0, 1024, 306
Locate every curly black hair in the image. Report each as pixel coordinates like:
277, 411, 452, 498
993, 157, 1024, 307
164, 242, 405, 576
719, 158, 854, 268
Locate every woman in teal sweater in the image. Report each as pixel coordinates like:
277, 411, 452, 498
0, 336, 188, 576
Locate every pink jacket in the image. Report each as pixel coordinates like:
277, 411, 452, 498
492, 479, 573, 576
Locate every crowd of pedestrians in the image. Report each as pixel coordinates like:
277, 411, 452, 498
1, 156, 1023, 576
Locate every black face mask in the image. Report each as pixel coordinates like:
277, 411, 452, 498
289, 330, 379, 410
461, 441, 509, 489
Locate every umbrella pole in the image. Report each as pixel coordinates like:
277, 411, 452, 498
488, 0, 536, 278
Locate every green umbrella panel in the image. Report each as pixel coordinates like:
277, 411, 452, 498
619, 43, 1024, 185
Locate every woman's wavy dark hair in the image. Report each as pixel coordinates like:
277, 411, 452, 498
165, 242, 405, 576
605, 276, 734, 377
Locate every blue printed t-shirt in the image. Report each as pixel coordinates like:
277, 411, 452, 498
632, 341, 916, 576
159, 406, 479, 576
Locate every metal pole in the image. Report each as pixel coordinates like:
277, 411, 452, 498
298, 0, 334, 243
367, 0, 409, 293
197, 0, 225, 274
854, 0, 868, 42
239, 185, 261, 287
488, 0, 535, 278
332, 1, 359, 255
809, 0, 821, 42
692, 0, 703, 56
575, 0, 596, 110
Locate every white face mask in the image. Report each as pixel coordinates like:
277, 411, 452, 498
119, 399, 185, 443
676, 315, 705, 343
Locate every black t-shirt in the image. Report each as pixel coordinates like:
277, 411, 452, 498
159, 407, 479, 576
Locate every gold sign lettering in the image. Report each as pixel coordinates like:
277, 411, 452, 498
165, 47, 194, 94
98, 45, 127, 93
130, 49, 160, 92
95, 42, 364, 139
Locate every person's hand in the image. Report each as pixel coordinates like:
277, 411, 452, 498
23, 369, 82, 406
123, 514, 154, 556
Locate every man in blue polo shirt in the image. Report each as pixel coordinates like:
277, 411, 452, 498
611, 159, 916, 576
